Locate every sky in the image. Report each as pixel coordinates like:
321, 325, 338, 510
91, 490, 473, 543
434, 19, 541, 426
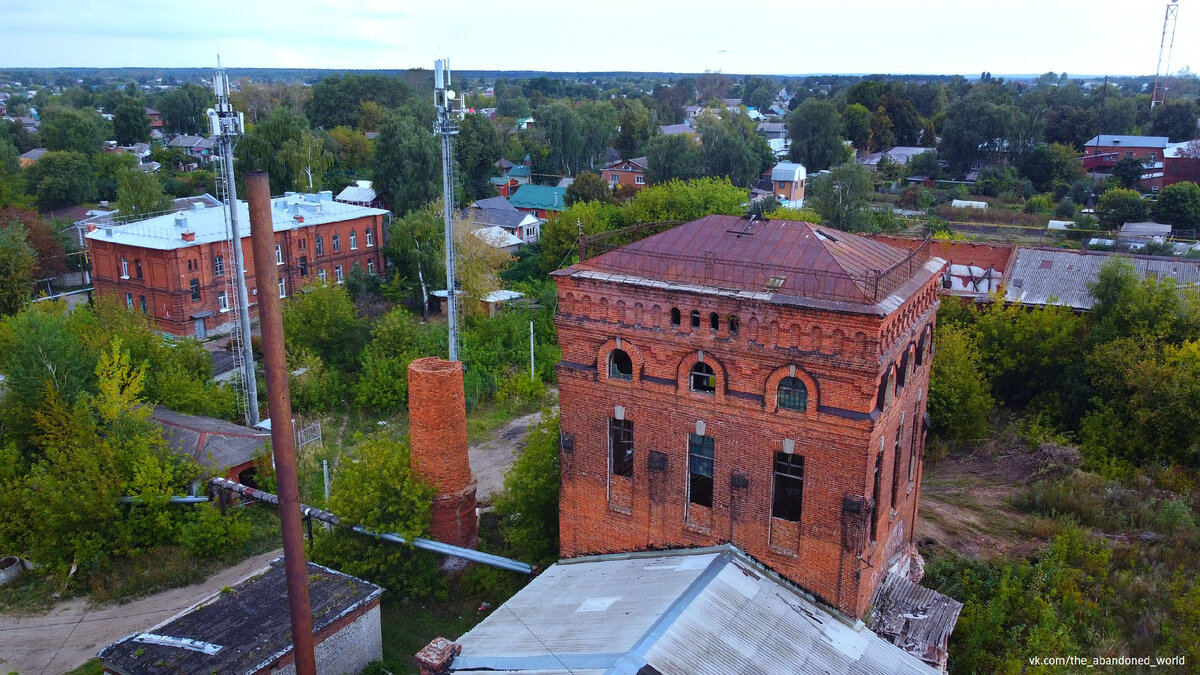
3, 0, 1197, 78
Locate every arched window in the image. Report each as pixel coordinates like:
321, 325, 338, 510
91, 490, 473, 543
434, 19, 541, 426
315, 235, 324, 255
778, 377, 807, 411
350, 230, 358, 250
608, 349, 633, 380
670, 307, 681, 327
690, 310, 701, 329
299, 256, 308, 277
728, 315, 739, 336
690, 362, 716, 393
332, 233, 341, 252
709, 312, 719, 331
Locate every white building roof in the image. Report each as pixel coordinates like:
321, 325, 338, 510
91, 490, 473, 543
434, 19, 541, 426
770, 162, 806, 182
335, 180, 376, 204
450, 547, 942, 674
473, 225, 524, 249
85, 192, 388, 251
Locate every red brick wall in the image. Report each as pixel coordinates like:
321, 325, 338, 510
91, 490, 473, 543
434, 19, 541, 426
554, 269, 940, 619
601, 166, 646, 189
87, 212, 385, 337
871, 235, 1014, 276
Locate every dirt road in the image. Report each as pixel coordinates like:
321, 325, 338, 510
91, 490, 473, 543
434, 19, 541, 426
0, 549, 282, 675
468, 409, 546, 505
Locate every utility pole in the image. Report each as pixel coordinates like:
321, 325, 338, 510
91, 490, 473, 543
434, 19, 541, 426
208, 62, 259, 425
434, 59, 460, 362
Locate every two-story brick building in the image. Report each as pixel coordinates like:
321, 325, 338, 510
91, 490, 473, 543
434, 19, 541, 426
600, 156, 648, 190
552, 215, 946, 622
86, 191, 388, 338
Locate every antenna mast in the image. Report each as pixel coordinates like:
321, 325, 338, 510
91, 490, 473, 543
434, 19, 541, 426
1151, 0, 1181, 109
207, 61, 260, 425
435, 58, 461, 362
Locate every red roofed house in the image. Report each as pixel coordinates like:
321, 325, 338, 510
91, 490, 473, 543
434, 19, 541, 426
601, 157, 648, 190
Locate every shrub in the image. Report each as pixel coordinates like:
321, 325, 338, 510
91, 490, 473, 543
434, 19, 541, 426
178, 503, 251, 557
495, 372, 544, 406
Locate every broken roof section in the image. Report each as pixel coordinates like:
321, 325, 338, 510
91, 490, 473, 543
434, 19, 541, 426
99, 559, 382, 675
558, 215, 942, 314
440, 546, 941, 674
152, 406, 269, 476
869, 572, 963, 672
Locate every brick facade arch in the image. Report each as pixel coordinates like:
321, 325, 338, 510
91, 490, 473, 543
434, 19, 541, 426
764, 364, 819, 419
598, 337, 648, 384
676, 350, 728, 403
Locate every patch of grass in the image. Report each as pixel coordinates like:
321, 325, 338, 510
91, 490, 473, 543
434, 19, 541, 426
63, 659, 104, 675
465, 391, 556, 443
0, 568, 68, 613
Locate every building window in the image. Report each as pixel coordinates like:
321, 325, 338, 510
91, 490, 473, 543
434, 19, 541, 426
772, 453, 804, 522
365, 228, 373, 247
298, 238, 306, 250
318, 268, 327, 283
275, 243, 283, 265
688, 433, 714, 508
728, 315, 739, 335
218, 290, 229, 312
139, 296, 147, 314
610, 418, 633, 478
135, 260, 143, 280
778, 377, 807, 411
367, 259, 375, 275
709, 312, 719, 331
635, 175, 645, 185
120, 257, 129, 279
353, 261, 361, 272
670, 307, 681, 327
870, 449, 882, 544
278, 279, 286, 298
350, 230, 358, 250
335, 265, 344, 283
690, 310, 700, 329
214, 255, 224, 276
125, 292, 133, 308
315, 235, 324, 255
333, 234, 341, 252
690, 362, 715, 394
891, 424, 904, 509
299, 256, 308, 277
609, 349, 633, 380
190, 278, 200, 301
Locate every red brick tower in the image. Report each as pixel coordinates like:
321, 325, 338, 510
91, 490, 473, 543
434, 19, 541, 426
553, 215, 945, 620
408, 357, 477, 549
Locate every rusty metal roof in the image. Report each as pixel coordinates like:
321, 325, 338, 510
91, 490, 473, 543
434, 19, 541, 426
564, 216, 932, 310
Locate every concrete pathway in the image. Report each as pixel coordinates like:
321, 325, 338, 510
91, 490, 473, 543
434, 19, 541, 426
0, 549, 282, 675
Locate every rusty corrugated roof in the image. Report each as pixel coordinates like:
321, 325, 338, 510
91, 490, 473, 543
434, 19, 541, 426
568, 215, 924, 306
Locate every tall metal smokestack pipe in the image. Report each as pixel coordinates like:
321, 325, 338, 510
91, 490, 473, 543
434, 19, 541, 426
246, 171, 317, 675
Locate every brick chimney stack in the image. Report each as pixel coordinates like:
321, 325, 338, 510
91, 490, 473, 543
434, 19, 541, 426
407, 357, 478, 551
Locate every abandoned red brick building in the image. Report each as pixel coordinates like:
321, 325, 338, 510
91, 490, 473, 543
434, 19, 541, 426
553, 215, 946, 621
85, 192, 388, 338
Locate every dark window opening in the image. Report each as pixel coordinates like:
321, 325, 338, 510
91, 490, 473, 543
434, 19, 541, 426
709, 312, 719, 331
333, 233, 341, 252
299, 256, 308, 277
315, 235, 324, 255
891, 424, 904, 509
778, 376, 807, 411
870, 451, 882, 544
688, 433, 714, 507
135, 260, 143, 280
772, 452, 804, 522
690, 362, 715, 394
609, 349, 633, 380
690, 310, 700, 329
189, 278, 200, 301
728, 315, 739, 335
610, 418, 633, 478
139, 296, 147, 314
670, 307, 681, 327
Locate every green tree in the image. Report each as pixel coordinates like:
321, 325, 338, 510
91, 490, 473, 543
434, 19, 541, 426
493, 411, 561, 566
842, 103, 872, 151
565, 172, 615, 206
973, 298, 1086, 410
384, 202, 444, 309
1150, 99, 1200, 142
91, 151, 139, 202
156, 83, 213, 135
614, 99, 654, 160
354, 308, 436, 411
28, 151, 95, 210
696, 111, 775, 187
306, 73, 415, 130
643, 133, 703, 184
280, 130, 335, 193
1154, 181, 1200, 228
941, 91, 1024, 172
1088, 256, 1200, 347
1096, 187, 1148, 228
928, 323, 994, 442
539, 200, 623, 273
40, 108, 110, 156
1019, 143, 1085, 193
786, 99, 846, 171
455, 113, 503, 202
281, 282, 366, 373
309, 433, 439, 598
1110, 157, 1146, 189
806, 161, 876, 232
625, 176, 746, 224
372, 112, 440, 215
236, 106, 308, 196
0, 223, 36, 316
328, 125, 374, 171
868, 106, 895, 152
907, 150, 941, 180
116, 169, 173, 217
112, 96, 150, 146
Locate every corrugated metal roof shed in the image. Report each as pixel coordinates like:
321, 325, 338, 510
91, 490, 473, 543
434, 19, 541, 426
152, 406, 269, 475
449, 547, 938, 674
1004, 248, 1200, 310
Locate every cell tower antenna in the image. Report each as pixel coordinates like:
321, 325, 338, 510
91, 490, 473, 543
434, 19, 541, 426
207, 59, 260, 425
434, 58, 461, 362
1151, 0, 1181, 109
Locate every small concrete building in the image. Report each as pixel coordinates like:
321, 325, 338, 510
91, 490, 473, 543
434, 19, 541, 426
99, 559, 383, 675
